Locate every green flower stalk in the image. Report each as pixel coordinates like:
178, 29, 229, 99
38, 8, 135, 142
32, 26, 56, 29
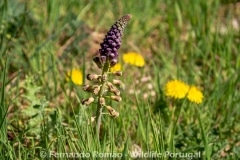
82, 14, 132, 138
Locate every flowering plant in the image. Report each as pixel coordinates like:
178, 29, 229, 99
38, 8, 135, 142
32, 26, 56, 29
82, 14, 132, 137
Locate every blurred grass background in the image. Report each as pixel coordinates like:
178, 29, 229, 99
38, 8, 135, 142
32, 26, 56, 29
1, 0, 240, 159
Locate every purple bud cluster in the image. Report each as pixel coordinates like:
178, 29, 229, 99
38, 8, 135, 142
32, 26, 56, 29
98, 14, 132, 67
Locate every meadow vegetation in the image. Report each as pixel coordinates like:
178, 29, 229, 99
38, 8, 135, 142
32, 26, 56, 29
1, 0, 240, 159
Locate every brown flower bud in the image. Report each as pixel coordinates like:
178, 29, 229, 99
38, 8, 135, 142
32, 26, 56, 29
83, 84, 91, 91
113, 79, 123, 86
112, 88, 120, 96
83, 85, 100, 95
111, 95, 122, 102
93, 57, 103, 69
87, 74, 100, 81
105, 106, 119, 118
93, 86, 100, 95
106, 82, 114, 89
99, 97, 105, 106
106, 82, 120, 96
113, 71, 122, 76
113, 79, 125, 89
81, 97, 94, 105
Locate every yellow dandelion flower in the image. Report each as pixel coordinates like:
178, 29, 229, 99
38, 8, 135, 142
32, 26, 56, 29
165, 80, 204, 104
66, 69, 83, 85
187, 86, 203, 104
123, 52, 145, 67
111, 63, 122, 72
165, 80, 189, 99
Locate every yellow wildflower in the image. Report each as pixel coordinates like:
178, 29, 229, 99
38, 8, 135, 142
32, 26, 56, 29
66, 69, 83, 85
165, 80, 204, 104
165, 80, 189, 99
123, 52, 145, 67
111, 63, 122, 72
187, 86, 203, 104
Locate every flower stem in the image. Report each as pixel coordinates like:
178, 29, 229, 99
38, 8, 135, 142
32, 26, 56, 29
168, 100, 185, 153
95, 62, 110, 138
196, 105, 210, 160
95, 99, 103, 138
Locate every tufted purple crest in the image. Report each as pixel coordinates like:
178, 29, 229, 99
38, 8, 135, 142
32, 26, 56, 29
93, 14, 132, 68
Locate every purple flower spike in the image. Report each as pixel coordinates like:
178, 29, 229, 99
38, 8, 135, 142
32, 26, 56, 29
96, 14, 132, 68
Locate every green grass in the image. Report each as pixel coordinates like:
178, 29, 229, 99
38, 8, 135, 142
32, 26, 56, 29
1, 0, 240, 159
